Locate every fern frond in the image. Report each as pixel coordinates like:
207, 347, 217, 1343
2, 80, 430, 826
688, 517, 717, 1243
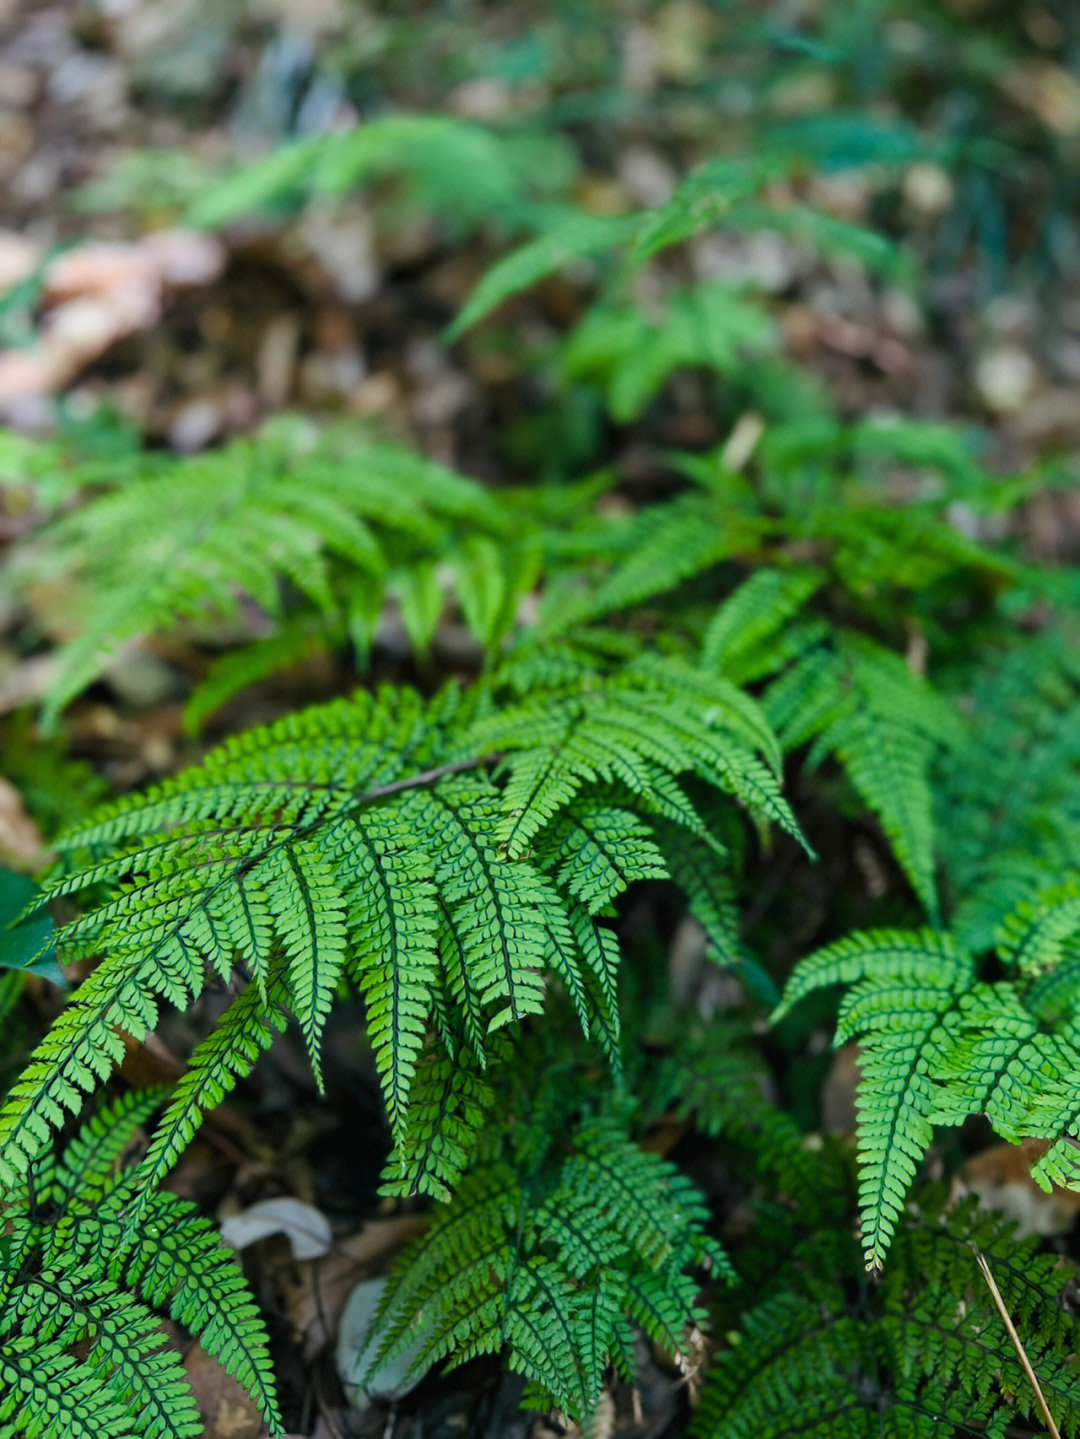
0, 1095, 281, 1438
700, 566, 825, 683
0, 1337, 137, 1439
776, 930, 972, 1268
476, 655, 802, 860
50, 1087, 166, 1207
693, 1198, 1080, 1439
765, 634, 962, 920
380, 1043, 497, 1202
650, 1019, 842, 1225
112, 1189, 281, 1428
186, 113, 577, 232
560, 284, 775, 424
995, 880, 1080, 974
5, 419, 512, 730
533, 796, 668, 915
537, 489, 763, 634
131, 978, 288, 1200
2, 643, 787, 1186
16, 1272, 202, 1439
365, 1106, 725, 1424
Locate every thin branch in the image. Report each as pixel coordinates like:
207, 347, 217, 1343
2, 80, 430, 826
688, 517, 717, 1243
971, 1242, 1062, 1439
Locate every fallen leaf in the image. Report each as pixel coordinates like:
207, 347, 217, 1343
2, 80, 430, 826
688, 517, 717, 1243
220, 1195, 332, 1260
961, 1138, 1080, 1237
184, 1345, 263, 1439
286, 1215, 427, 1358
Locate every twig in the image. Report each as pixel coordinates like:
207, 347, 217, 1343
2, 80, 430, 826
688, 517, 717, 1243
971, 1243, 1062, 1439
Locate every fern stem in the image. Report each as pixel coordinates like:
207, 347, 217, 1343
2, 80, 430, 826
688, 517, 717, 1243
356, 754, 499, 805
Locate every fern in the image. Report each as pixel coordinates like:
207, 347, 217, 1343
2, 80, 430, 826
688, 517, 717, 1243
185, 113, 577, 234
0, 648, 798, 1208
763, 632, 964, 921
448, 154, 899, 341
558, 283, 776, 424
774, 929, 973, 1268
362, 1060, 729, 1425
0, 1091, 280, 1439
692, 1196, 1080, 1439
8, 76, 1080, 1439
936, 623, 1080, 951
776, 879, 1080, 1269
3, 417, 521, 731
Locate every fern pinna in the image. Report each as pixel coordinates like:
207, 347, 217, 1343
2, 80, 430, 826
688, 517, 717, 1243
774, 897, 1080, 1273
0, 1089, 280, 1439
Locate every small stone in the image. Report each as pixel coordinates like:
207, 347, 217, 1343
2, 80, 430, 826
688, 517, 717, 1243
5, 9, 73, 67
144, 229, 226, 287
0, 230, 41, 290
0, 774, 45, 866
618, 145, 677, 208
349, 368, 400, 419
48, 50, 126, 116
807, 170, 873, 224
744, 230, 798, 293
880, 287, 925, 341
449, 77, 515, 121
0, 110, 33, 176
102, 647, 180, 708
299, 349, 366, 404
902, 161, 954, 218
168, 394, 224, 452
0, 61, 40, 109
256, 313, 300, 405
654, 0, 716, 83
297, 206, 379, 303
406, 338, 472, 428
623, 20, 659, 94
974, 344, 1039, 413
1051, 335, 1080, 383
9, 151, 64, 205
129, 13, 233, 106
984, 292, 1037, 340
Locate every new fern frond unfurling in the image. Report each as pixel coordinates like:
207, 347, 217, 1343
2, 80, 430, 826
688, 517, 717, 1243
0, 1091, 281, 1439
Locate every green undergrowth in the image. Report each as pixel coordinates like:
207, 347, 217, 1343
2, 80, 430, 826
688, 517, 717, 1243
4, 97, 1080, 1438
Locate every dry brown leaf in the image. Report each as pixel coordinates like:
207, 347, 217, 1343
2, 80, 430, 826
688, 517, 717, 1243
961, 1137, 1080, 1237
286, 1215, 427, 1358
0, 774, 45, 867
183, 1346, 263, 1439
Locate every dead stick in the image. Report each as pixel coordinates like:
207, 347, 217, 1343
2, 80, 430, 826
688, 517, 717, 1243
972, 1243, 1062, 1439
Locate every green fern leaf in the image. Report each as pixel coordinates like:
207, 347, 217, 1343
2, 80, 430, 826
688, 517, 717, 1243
776, 930, 972, 1268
